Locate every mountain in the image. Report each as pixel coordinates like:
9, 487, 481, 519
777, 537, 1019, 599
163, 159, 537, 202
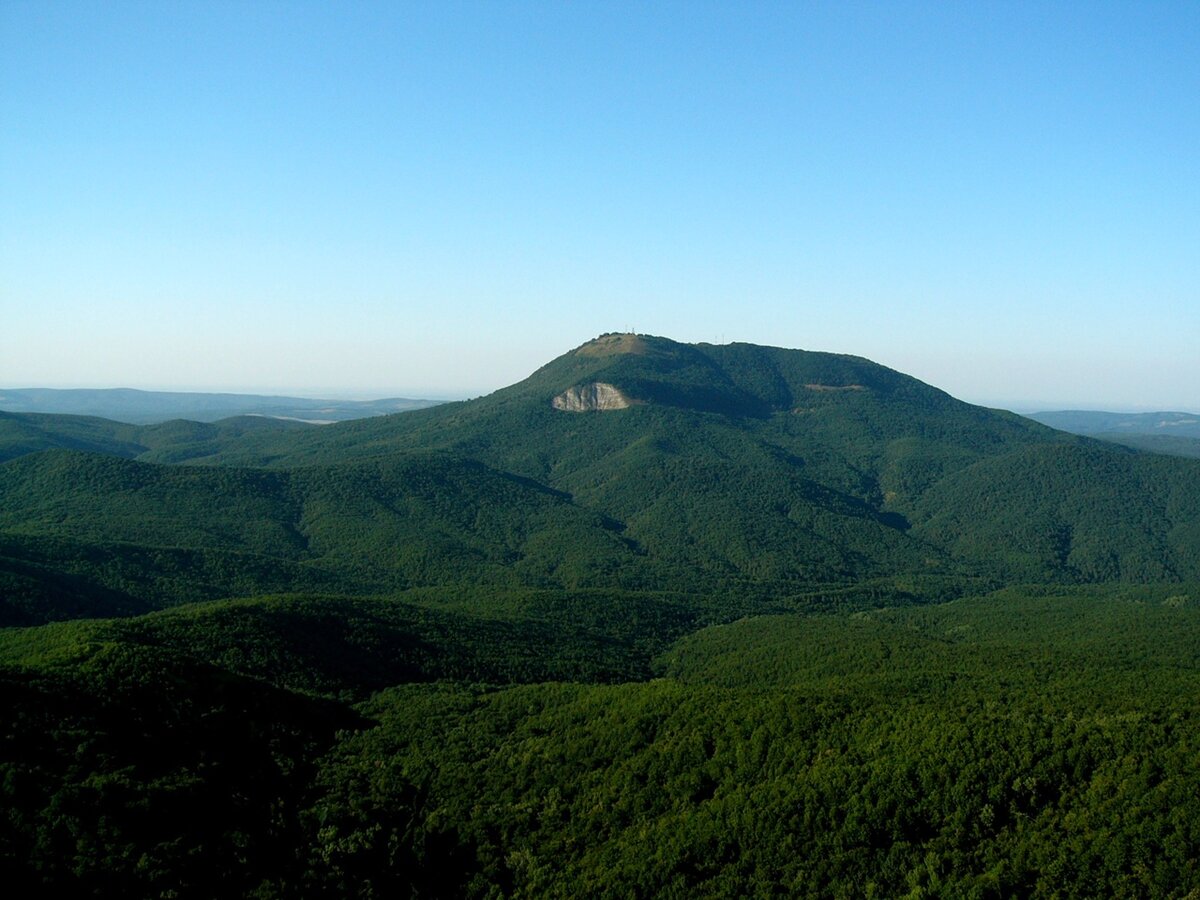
0, 387, 441, 424
104, 333, 1200, 584
4, 334, 1200, 896
3, 334, 1200, 629
184, 333, 1064, 474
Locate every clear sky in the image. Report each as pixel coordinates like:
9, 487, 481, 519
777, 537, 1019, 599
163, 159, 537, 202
2, 1, 1197, 410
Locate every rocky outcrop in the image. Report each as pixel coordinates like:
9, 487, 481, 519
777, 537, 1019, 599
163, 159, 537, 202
552, 382, 633, 412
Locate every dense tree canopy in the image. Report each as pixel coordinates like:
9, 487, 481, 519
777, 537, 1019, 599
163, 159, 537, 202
3, 337, 1199, 895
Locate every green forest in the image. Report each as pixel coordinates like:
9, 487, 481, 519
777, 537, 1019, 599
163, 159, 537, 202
3, 336, 1199, 897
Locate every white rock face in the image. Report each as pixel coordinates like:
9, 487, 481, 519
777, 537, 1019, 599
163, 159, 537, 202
551, 382, 632, 412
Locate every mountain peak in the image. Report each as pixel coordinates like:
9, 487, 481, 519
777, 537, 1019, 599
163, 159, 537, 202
574, 333, 651, 358
538, 334, 932, 418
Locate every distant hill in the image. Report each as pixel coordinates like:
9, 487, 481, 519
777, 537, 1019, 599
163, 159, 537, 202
1029, 409, 1200, 437
0, 387, 441, 424
0, 410, 312, 465
1027, 410, 1200, 459
1090, 433, 1200, 458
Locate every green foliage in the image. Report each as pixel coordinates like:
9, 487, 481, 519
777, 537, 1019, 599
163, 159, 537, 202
5, 337, 1200, 895
0, 410, 148, 462
0, 450, 658, 623
0, 587, 702, 696
6, 339, 1200, 611
0, 641, 361, 898
911, 443, 1200, 581
658, 583, 1200, 698
0, 409, 312, 464
1094, 432, 1200, 458
313, 588, 1200, 898
4, 586, 1200, 896
89, 335, 1190, 591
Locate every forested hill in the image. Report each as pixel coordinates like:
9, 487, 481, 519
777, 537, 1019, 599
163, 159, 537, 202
0, 409, 312, 465
5, 334, 1200, 896
3, 334, 1200, 626
176, 333, 1065, 473
209, 335, 1195, 587
0, 449, 655, 625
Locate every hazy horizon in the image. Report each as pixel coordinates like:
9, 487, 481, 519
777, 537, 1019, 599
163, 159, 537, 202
3, 350, 1197, 417
3, 3, 1197, 412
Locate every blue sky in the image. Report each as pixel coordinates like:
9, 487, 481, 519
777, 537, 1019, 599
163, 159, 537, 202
2, 1, 1197, 410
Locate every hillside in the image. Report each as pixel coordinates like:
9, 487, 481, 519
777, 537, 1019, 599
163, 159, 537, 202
0, 449, 652, 625
5, 334, 1200, 896
0, 409, 312, 465
1091, 432, 1200, 458
70, 336, 1200, 585
179, 334, 1062, 475
3, 584, 1197, 897
5, 334, 1198, 624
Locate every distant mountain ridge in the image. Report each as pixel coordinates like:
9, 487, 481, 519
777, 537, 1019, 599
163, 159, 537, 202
0, 387, 440, 424
1029, 409, 1200, 459
1029, 409, 1200, 437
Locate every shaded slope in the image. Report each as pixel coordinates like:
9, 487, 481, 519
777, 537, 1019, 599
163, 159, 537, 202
1090, 432, 1200, 459
910, 442, 1200, 581
0, 592, 676, 696
0, 450, 648, 623
0, 411, 149, 462
0, 640, 362, 898
0, 409, 312, 464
